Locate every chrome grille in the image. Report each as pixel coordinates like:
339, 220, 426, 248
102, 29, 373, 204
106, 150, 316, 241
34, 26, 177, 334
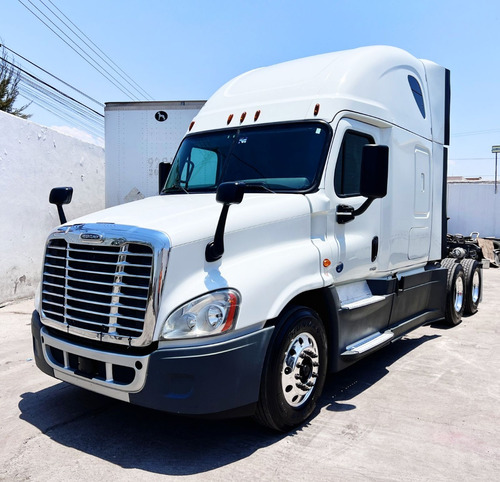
42, 238, 153, 341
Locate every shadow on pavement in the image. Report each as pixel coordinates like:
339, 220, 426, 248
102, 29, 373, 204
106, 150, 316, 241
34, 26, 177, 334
320, 333, 440, 412
19, 333, 439, 476
19, 384, 284, 475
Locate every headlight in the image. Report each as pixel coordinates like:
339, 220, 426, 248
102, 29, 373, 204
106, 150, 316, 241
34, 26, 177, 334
160, 289, 240, 340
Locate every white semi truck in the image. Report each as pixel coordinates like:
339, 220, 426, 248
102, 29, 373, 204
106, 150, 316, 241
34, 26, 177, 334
32, 46, 483, 431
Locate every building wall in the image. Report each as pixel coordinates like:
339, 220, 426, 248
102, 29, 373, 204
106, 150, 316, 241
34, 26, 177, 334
447, 182, 500, 238
0, 111, 105, 304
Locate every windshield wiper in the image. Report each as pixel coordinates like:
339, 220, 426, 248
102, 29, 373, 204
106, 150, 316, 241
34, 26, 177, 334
241, 182, 276, 194
162, 183, 189, 195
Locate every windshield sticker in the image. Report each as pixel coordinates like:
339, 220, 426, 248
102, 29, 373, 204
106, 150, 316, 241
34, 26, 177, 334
315, 128, 322, 135
238, 137, 248, 144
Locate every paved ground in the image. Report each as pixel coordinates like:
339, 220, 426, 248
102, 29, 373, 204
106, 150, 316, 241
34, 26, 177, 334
1, 269, 499, 481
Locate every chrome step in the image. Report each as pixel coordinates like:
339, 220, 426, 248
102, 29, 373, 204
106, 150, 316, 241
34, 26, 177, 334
337, 281, 388, 310
341, 331, 394, 360
340, 295, 386, 310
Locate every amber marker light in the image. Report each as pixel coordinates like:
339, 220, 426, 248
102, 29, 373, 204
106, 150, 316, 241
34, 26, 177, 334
323, 259, 331, 268
254, 110, 261, 121
222, 291, 239, 332
227, 114, 234, 125
189, 121, 195, 131
240, 112, 247, 123
314, 103, 320, 116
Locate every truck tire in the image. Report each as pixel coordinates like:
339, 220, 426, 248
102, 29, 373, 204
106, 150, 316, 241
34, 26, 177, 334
443, 261, 465, 326
255, 306, 327, 432
440, 257, 458, 269
461, 258, 482, 315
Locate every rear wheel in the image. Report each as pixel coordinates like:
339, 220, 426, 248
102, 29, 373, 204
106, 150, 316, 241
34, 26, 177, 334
461, 258, 482, 315
440, 257, 458, 270
255, 306, 327, 432
442, 260, 465, 326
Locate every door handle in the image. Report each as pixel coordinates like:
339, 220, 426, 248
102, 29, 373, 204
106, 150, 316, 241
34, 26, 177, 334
371, 236, 379, 262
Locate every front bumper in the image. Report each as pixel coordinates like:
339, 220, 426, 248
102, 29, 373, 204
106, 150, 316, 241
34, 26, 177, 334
31, 310, 273, 416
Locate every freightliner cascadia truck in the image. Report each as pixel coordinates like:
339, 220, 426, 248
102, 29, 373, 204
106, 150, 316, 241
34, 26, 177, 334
32, 46, 483, 431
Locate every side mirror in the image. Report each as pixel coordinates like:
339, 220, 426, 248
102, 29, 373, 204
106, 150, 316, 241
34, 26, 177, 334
206, 182, 245, 262
158, 161, 172, 194
337, 145, 389, 224
49, 186, 73, 205
49, 187, 73, 224
216, 181, 245, 205
360, 144, 389, 199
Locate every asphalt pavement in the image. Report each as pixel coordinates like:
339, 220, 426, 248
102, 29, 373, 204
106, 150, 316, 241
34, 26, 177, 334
1, 269, 499, 481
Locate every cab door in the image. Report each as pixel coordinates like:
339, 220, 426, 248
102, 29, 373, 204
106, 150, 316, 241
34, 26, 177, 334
325, 118, 389, 284
323, 117, 394, 358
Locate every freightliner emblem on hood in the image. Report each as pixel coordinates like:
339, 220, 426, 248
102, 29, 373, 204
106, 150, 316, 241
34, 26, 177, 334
80, 233, 103, 241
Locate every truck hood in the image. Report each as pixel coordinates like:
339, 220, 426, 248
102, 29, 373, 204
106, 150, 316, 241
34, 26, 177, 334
68, 193, 312, 247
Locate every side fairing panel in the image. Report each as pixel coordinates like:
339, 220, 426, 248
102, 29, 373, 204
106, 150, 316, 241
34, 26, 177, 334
430, 142, 446, 261
378, 126, 436, 271
420, 61, 450, 146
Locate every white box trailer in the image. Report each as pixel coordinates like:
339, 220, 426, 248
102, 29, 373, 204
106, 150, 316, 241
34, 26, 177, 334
34, 46, 484, 432
104, 101, 205, 207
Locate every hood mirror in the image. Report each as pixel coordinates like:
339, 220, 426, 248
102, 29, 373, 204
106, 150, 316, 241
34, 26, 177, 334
49, 187, 73, 224
206, 182, 245, 262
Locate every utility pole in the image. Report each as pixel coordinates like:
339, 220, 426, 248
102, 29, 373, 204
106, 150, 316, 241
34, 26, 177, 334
492, 145, 500, 194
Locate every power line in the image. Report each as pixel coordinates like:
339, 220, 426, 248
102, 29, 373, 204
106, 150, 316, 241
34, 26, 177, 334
17, 0, 142, 100
2, 52, 104, 137
1, 44, 103, 108
45, 0, 152, 100
39, 0, 151, 100
0, 55, 103, 118
18, 0, 140, 100
19, 75, 103, 125
18, 90, 103, 138
18, 79, 104, 135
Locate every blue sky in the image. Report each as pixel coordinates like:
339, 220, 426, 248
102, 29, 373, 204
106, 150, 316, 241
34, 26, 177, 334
1, 0, 499, 178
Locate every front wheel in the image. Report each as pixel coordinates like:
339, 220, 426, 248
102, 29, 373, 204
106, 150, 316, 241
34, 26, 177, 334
255, 306, 327, 432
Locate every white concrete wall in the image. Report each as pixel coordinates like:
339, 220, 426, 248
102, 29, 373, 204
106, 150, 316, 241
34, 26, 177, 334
0, 110, 105, 304
447, 182, 500, 238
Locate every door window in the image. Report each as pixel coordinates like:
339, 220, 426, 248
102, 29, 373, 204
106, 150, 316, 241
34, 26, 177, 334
334, 130, 374, 197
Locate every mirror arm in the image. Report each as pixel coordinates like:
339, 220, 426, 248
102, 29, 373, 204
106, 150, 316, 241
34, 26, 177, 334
336, 198, 374, 224
205, 181, 245, 262
205, 204, 231, 262
56, 205, 68, 224
352, 197, 374, 217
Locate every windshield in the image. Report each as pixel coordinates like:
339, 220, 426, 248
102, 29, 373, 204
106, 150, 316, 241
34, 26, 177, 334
162, 122, 331, 194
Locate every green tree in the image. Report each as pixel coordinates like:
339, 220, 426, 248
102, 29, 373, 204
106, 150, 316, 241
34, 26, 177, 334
0, 46, 30, 119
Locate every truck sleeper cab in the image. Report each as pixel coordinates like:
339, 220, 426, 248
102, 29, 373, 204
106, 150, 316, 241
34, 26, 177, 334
32, 46, 482, 432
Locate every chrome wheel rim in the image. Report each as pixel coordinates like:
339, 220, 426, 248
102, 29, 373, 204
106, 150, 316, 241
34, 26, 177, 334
472, 270, 480, 303
454, 275, 464, 312
281, 332, 320, 408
